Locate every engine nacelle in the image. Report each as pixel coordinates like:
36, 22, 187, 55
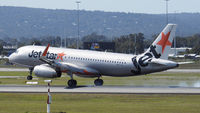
33, 64, 62, 78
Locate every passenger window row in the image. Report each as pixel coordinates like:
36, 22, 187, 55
65, 56, 127, 64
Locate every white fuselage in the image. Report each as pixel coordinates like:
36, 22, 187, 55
9, 46, 135, 76
9, 45, 178, 77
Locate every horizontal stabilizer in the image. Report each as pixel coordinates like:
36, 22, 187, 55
148, 58, 178, 68
148, 59, 168, 66
178, 61, 194, 65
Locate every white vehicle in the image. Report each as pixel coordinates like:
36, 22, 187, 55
9, 24, 179, 87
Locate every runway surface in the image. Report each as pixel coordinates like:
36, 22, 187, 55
0, 68, 200, 73
1, 85, 200, 94
0, 68, 28, 71
165, 69, 200, 73
0, 68, 200, 94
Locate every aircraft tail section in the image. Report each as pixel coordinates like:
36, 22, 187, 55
145, 24, 177, 59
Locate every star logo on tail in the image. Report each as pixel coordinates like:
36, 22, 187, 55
57, 52, 65, 61
157, 32, 172, 53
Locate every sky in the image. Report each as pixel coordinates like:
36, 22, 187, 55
0, 0, 199, 14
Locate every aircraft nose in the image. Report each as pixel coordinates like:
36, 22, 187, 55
8, 53, 16, 63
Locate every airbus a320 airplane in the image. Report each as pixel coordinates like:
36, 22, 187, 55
9, 24, 179, 87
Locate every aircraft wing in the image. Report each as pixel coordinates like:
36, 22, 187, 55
177, 61, 194, 65
39, 44, 65, 68
39, 44, 99, 76
60, 62, 99, 76
39, 44, 54, 65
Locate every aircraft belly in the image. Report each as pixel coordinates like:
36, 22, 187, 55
140, 64, 169, 74
92, 63, 132, 76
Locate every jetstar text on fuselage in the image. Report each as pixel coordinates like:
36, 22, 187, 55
28, 50, 57, 60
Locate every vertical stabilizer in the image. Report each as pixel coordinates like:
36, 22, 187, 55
145, 24, 177, 59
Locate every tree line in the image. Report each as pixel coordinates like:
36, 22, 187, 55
0, 33, 200, 56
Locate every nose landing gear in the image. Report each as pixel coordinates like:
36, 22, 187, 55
27, 67, 33, 80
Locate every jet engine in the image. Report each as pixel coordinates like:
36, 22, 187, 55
33, 64, 62, 78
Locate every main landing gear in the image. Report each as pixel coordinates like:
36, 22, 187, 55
66, 74, 104, 88
67, 73, 77, 88
68, 79, 77, 88
94, 77, 104, 86
27, 67, 33, 80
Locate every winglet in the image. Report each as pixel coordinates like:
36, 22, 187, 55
39, 44, 52, 65
42, 44, 50, 57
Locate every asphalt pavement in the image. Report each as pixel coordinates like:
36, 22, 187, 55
1, 85, 200, 94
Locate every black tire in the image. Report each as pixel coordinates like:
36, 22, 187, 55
94, 79, 103, 86
73, 80, 77, 86
68, 79, 77, 88
27, 76, 32, 80
68, 80, 73, 87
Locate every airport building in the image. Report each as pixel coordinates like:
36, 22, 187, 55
83, 42, 115, 52
2, 46, 17, 56
169, 47, 192, 55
